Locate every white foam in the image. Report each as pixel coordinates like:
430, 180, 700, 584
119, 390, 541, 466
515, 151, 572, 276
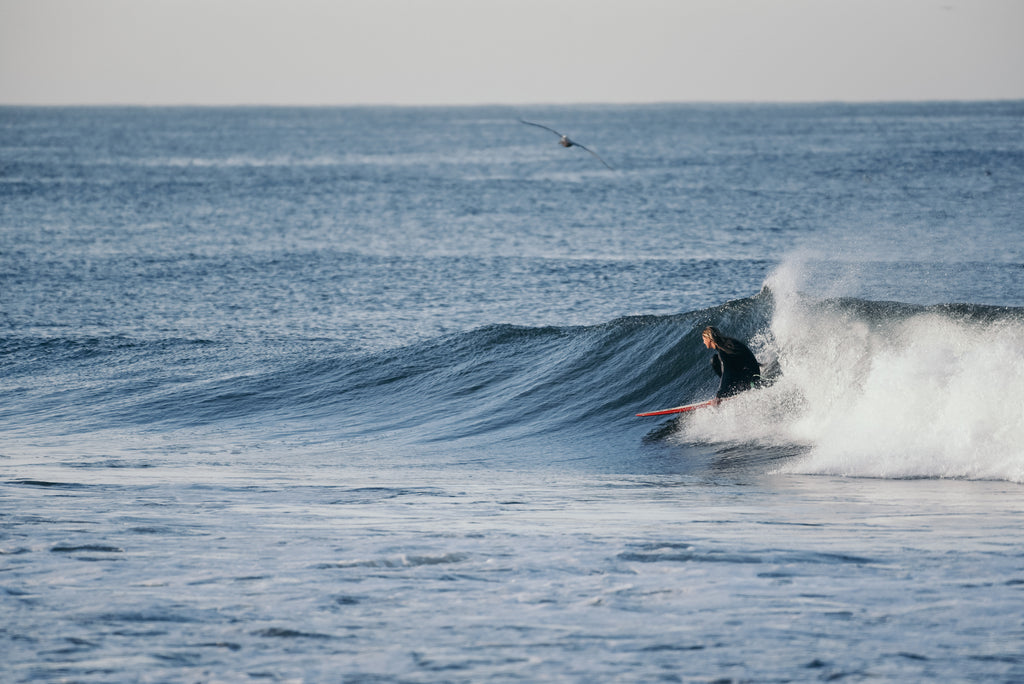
682, 262, 1024, 482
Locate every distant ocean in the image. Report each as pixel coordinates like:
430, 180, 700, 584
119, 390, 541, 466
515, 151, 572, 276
2, 102, 1023, 682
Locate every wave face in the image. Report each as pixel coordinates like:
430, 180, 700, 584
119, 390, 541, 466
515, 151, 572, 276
0, 301, 761, 465
5, 280, 1022, 481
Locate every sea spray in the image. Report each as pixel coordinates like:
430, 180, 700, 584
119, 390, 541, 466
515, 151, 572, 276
787, 312, 1024, 481
679, 265, 1024, 482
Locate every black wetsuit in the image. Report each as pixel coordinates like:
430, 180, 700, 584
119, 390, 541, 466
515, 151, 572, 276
710, 337, 761, 399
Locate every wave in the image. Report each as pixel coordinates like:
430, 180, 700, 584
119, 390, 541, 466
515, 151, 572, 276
3, 284, 1023, 482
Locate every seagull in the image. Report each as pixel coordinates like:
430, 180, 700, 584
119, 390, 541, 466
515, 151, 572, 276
519, 119, 613, 170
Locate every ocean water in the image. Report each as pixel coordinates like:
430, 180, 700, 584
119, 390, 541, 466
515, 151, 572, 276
2, 102, 1023, 682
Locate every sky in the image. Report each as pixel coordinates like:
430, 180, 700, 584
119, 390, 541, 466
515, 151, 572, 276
1, 0, 1022, 106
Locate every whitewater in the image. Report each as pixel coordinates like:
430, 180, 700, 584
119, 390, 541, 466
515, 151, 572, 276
2, 103, 1023, 682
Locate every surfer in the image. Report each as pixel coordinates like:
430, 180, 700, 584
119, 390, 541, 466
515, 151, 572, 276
702, 326, 761, 403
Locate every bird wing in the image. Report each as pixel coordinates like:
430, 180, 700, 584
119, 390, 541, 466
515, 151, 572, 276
573, 142, 614, 170
519, 119, 564, 138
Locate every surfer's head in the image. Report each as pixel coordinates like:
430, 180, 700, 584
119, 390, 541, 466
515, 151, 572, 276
702, 326, 724, 350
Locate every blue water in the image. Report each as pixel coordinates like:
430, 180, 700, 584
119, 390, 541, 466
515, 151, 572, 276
2, 103, 1024, 682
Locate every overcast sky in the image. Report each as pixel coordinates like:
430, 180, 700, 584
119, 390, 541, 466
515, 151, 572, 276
1, 0, 1022, 106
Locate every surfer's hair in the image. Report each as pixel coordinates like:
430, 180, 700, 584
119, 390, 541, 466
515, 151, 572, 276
702, 326, 725, 345
702, 326, 740, 353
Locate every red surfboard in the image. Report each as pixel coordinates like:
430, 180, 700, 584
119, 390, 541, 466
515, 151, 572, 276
635, 399, 718, 417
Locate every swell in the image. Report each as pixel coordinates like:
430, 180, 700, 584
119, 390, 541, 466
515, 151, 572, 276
0, 335, 222, 433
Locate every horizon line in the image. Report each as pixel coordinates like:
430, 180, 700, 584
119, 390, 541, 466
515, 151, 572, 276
2, 96, 1023, 109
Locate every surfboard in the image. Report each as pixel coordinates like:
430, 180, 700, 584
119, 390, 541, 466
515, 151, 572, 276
635, 399, 717, 417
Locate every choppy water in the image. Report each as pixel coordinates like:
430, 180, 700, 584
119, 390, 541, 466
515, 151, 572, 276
2, 102, 1023, 682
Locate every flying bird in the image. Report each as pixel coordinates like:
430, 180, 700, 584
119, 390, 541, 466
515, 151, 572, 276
519, 119, 613, 170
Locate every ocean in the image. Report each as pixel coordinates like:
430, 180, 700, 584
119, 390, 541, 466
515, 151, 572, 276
2, 102, 1023, 682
